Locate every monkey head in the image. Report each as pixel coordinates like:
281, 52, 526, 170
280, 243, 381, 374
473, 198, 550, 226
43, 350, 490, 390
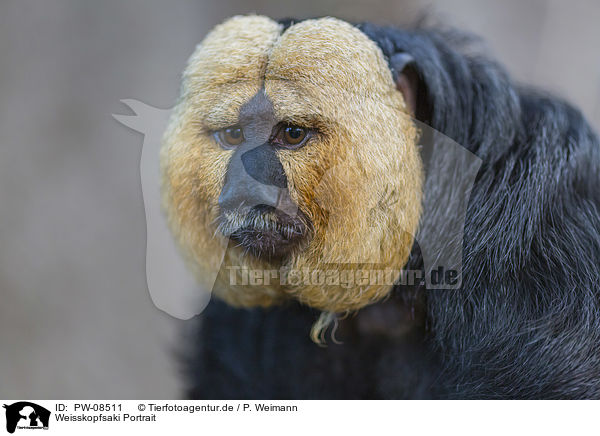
161, 15, 423, 313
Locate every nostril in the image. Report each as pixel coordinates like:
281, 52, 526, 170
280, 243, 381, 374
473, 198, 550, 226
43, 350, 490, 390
218, 187, 272, 216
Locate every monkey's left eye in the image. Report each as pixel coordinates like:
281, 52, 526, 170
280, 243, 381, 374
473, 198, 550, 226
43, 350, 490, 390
284, 126, 307, 145
271, 124, 310, 149
216, 126, 244, 148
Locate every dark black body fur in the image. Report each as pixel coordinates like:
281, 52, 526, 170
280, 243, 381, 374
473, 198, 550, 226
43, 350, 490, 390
184, 21, 600, 399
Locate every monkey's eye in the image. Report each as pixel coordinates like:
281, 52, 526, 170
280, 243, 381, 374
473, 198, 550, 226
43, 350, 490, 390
216, 126, 244, 148
284, 126, 307, 145
271, 124, 310, 149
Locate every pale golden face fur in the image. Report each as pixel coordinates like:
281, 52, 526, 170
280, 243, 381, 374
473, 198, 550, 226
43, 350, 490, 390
161, 15, 423, 313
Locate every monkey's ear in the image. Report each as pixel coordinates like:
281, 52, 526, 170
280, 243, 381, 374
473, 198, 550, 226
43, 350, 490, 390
390, 52, 418, 117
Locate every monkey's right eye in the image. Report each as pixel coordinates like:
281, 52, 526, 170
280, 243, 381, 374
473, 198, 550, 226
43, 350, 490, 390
216, 126, 244, 148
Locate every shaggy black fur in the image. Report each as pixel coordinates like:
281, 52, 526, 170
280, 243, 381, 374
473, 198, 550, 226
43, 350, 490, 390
184, 21, 600, 399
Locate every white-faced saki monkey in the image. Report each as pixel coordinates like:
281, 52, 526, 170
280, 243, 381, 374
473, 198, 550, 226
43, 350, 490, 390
160, 16, 600, 399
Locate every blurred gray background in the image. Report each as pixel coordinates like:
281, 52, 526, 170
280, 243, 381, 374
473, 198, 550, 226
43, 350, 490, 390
1, 0, 599, 398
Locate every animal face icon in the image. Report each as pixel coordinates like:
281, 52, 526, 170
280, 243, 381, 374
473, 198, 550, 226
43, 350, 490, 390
3, 402, 50, 434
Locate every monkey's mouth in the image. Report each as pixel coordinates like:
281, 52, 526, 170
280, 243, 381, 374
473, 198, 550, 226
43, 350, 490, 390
218, 205, 310, 261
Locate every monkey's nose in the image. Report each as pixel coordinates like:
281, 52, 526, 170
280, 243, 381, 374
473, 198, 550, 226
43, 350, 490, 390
218, 143, 288, 214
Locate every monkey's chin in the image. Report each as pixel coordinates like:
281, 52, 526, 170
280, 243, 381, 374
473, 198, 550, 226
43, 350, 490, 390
221, 205, 310, 262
